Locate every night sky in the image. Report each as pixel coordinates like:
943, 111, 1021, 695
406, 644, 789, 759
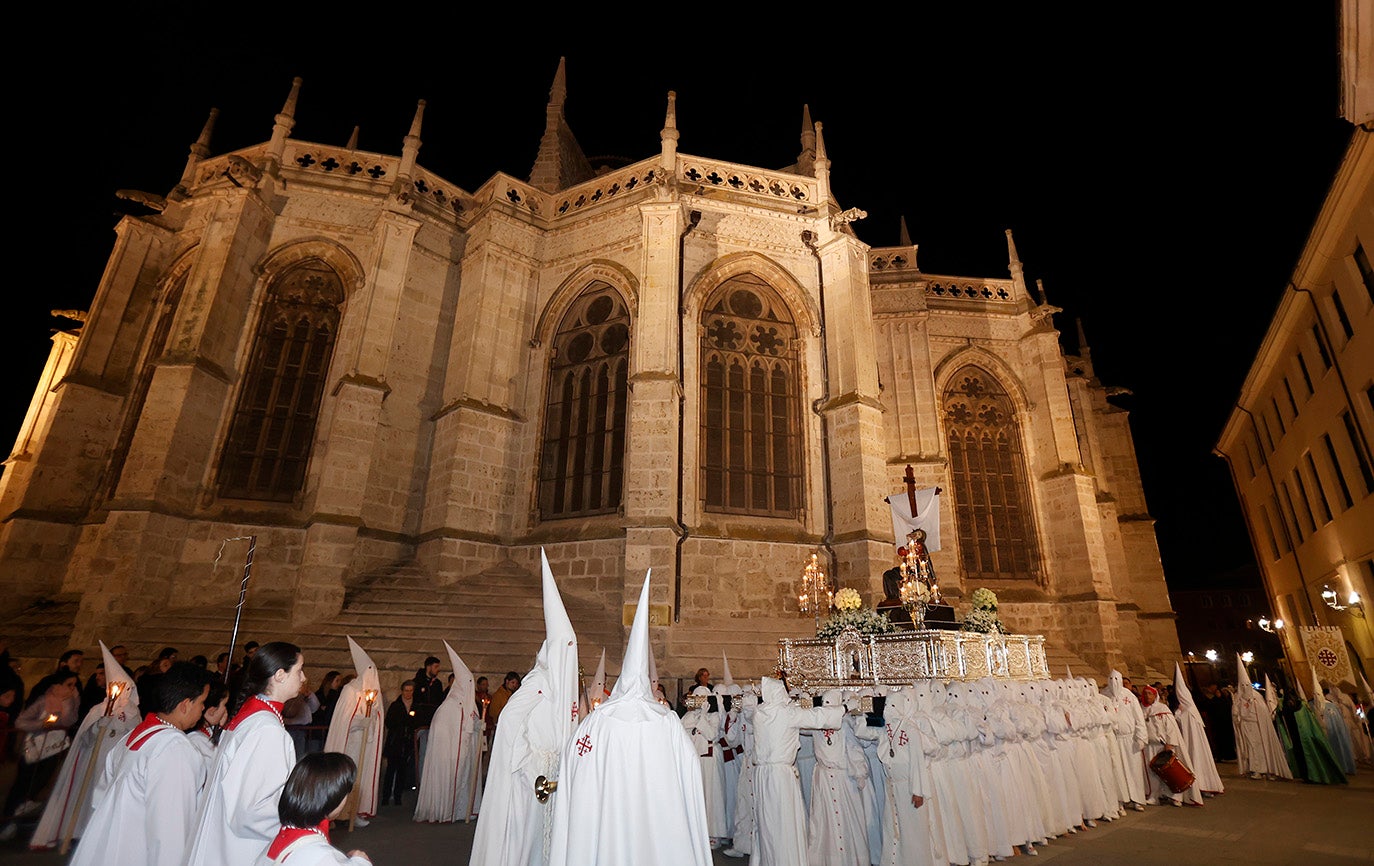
6, 9, 1352, 591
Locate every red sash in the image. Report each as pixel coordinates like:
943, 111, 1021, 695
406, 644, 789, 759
227, 696, 284, 731
265, 820, 330, 860
126, 713, 177, 750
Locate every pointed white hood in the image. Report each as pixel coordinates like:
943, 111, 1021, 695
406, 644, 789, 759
347, 635, 381, 695
536, 548, 580, 739
1234, 653, 1251, 696
590, 647, 608, 704
610, 570, 653, 703
1310, 663, 1326, 712
98, 640, 138, 716
1263, 673, 1281, 716
441, 640, 475, 720
1173, 663, 1197, 713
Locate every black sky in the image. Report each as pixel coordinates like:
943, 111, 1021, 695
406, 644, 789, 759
6, 8, 1353, 590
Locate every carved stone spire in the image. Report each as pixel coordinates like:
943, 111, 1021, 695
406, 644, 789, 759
796, 104, 816, 174
529, 57, 593, 193
1035, 278, 1049, 305
899, 215, 912, 247
813, 121, 831, 206
175, 108, 218, 193
346, 125, 359, 150
266, 77, 302, 172
398, 99, 425, 179
1005, 228, 1028, 299
660, 90, 679, 173
1075, 317, 1095, 376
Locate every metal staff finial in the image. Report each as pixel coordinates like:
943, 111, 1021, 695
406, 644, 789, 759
213, 535, 258, 692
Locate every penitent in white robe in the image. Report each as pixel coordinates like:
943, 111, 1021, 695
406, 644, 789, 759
723, 694, 758, 855
805, 694, 870, 866
548, 570, 711, 866
870, 690, 939, 866
185, 705, 297, 866
28, 702, 141, 850
1231, 680, 1292, 779
69, 718, 207, 866
1172, 665, 1224, 795
1142, 702, 1202, 805
682, 692, 728, 840
415, 642, 484, 824
323, 681, 385, 820
751, 677, 843, 866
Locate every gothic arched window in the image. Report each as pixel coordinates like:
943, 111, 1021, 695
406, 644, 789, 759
538, 284, 630, 518
942, 366, 1040, 580
700, 275, 801, 517
218, 259, 343, 502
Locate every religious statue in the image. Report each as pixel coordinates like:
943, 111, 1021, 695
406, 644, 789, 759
875, 567, 914, 629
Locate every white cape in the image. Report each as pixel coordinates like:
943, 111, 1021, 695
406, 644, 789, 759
414, 641, 483, 823
548, 570, 711, 866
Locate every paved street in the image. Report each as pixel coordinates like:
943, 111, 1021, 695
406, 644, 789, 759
1, 762, 1369, 864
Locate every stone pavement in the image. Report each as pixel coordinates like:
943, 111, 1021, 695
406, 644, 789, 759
1, 762, 1369, 864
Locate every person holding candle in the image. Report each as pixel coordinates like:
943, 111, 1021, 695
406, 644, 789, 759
381, 681, 419, 807
0, 671, 79, 835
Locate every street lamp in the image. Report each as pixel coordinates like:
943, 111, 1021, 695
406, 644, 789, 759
1204, 649, 1218, 662
1323, 585, 1367, 618
1241, 651, 1254, 664
1257, 616, 1285, 633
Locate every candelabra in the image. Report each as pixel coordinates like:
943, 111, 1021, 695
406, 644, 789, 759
798, 551, 831, 628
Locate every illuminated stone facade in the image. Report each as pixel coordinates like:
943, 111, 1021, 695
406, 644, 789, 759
0, 66, 1179, 682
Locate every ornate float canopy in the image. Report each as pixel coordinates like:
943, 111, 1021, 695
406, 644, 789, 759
778, 627, 1050, 690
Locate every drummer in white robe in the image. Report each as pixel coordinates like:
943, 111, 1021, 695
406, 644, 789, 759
1172, 664, 1224, 796
414, 640, 484, 823
1140, 686, 1202, 806
470, 549, 580, 866
751, 676, 843, 866
324, 637, 386, 826
185, 641, 305, 866
68, 662, 213, 866
548, 570, 712, 866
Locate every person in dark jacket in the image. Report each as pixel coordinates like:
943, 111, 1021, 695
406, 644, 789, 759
381, 681, 420, 806
411, 656, 444, 726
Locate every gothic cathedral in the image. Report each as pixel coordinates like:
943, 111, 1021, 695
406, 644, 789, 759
0, 62, 1181, 681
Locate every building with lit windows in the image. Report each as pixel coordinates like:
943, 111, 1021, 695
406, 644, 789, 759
1216, 121, 1374, 690
0, 62, 1180, 684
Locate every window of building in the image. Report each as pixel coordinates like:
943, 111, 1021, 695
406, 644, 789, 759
700, 276, 801, 517
1277, 481, 1305, 543
218, 259, 343, 502
103, 275, 187, 500
1342, 411, 1374, 495
1312, 324, 1332, 370
1259, 411, 1276, 452
1259, 505, 1281, 560
1296, 352, 1315, 396
1356, 242, 1374, 304
1271, 397, 1286, 436
1252, 429, 1267, 468
1268, 495, 1292, 553
1331, 289, 1354, 341
943, 366, 1041, 581
539, 284, 630, 519
1201, 595, 1214, 608
1283, 378, 1300, 419
1242, 441, 1257, 480
1302, 451, 1333, 524
1291, 468, 1318, 533
1322, 432, 1355, 508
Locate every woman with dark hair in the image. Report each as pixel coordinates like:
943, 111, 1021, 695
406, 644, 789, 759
313, 671, 342, 727
258, 752, 371, 864
185, 641, 306, 866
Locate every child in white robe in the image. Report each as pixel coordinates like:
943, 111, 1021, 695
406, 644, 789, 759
257, 752, 371, 864
69, 662, 214, 866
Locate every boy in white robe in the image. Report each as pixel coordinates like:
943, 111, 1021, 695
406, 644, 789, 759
258, 752, 370, 865
324, 637, 385, 826
69, 661, 213, 866
414, 641, 484, 823
548, 570, 712, 866
751, 676, 843, 866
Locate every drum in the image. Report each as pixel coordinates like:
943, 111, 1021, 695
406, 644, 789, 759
1148, 748, 1196, 793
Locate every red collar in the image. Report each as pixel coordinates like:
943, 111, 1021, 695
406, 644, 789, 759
126, 713, 178, 750
227, 696, 284, 731
265, 820, 330, 859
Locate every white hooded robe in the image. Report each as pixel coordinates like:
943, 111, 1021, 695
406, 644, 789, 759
548, 570, 712, 866
1172, 664, 1224, 794
323, 637, 386, 821
414, 641, 484, 823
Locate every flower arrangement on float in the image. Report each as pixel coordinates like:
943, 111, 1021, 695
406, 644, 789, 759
816, 587, 897, 639
962, 587, 1007, 634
